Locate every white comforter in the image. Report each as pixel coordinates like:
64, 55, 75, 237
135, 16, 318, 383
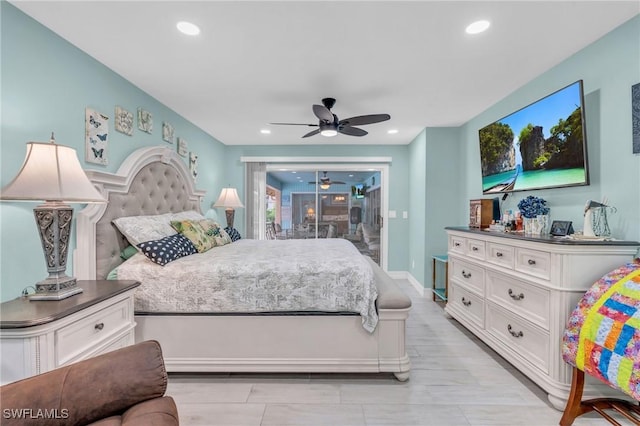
113, 238, 379, 332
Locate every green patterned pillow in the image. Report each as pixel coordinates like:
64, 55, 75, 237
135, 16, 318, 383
198, 220, 233, 246
170, 220, 216, 253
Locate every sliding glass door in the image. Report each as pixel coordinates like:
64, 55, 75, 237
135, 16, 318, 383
245, 159, 388, 267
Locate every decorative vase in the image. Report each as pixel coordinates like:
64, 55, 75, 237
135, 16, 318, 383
536, 214, 550, 235
524, 215, 549, 235
523, 217, 535, 235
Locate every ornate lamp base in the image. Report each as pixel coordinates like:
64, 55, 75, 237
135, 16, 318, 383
30, 202, 83, 301
31, 279, 83, 301
225, 208, 235, 228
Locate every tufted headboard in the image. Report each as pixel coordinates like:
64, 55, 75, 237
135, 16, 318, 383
76, 146, 205, 280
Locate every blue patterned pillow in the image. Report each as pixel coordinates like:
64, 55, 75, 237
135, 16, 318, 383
224, 227, 242, 242
137, 234, 197, 266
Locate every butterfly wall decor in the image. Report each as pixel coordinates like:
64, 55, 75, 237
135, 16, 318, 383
85, 107, 108, 165
115, 106, 134, 136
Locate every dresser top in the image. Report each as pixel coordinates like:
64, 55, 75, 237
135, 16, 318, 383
0, 280, 140, 329
445, 226, 640, 247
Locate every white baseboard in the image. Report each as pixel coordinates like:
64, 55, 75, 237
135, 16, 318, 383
387, 270, 425, 297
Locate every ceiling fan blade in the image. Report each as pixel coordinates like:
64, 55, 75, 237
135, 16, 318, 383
339, 114, 390, 127
302, 129, 321, 138
270, 122, 318, 126
312, 104, 334, 123
338, 126, 368, 137
332, 181, 346, 185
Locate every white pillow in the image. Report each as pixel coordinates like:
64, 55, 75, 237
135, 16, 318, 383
113, 211, 205, 247
170, 210, 205, 221
113, 213, 175, 246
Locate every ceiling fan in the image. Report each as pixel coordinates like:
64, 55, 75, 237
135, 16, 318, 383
270, 98, 390, 138
309, 171, 346, 189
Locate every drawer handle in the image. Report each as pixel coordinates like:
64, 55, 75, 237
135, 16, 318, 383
461, 270, 472, 279
95, 323, 104, 331
508, 289, 525, 300
528, 259, 536, 265
454, 242, 461, 247
496, 252, 503, 257
472, 247, 478, 252
461, 297, 472, 307
507, 324, 523, 338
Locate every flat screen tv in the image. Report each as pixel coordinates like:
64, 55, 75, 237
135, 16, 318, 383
478, 80, 589, 194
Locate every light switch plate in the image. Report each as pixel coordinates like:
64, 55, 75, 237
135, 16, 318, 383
402, 211, 408, 219
388, 210, 397, 218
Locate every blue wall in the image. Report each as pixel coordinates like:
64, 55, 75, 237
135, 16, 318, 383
459, 15, 640, 242
0, 3, 226, 301
2, 3, 638, 302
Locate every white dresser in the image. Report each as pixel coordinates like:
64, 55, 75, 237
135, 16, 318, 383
0, 280, 139, 385
444, 227, 639, 409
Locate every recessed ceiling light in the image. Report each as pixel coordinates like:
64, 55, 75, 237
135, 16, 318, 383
348, 174, 354, 177
177, 21, 200, 36
260, 129, 271, 134
466, 20, 490, 35
291, 171, 297, 174
387, 129, 399, 134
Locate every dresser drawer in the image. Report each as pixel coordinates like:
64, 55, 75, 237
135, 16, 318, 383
515, 247, 551, 280
486, 303, 549, 374
486, 271, 550, 330
449, 235, 466, 255
450, 258, 484, 295
449, 284, 484, 329
486, 242, 515, 269
466, 239, 486, 261
56, 298, 132, 366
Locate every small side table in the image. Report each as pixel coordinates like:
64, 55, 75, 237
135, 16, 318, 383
432, 255, 448, 302
0, 280, 140, 384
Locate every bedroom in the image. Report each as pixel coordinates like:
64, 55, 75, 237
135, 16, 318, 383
1, 1, 639, 425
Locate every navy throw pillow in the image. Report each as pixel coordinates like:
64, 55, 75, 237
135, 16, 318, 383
224, 227, 242, 242
137, 234, 197, 266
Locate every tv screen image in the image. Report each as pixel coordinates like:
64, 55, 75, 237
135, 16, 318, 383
478, 80, 589, 194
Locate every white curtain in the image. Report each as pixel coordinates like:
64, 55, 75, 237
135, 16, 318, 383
245, 162, 266, 239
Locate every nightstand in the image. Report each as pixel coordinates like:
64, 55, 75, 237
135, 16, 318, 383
0, 280, 140, 385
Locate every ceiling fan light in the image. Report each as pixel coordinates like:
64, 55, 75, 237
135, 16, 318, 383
320, 129, 338, 137
320, 183, 331, 190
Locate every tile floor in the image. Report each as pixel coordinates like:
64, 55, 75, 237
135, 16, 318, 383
167, 279, 620, 425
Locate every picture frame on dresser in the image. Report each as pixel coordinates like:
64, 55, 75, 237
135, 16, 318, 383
550, 220, 574, 236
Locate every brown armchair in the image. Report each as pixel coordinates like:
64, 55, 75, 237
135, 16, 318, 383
0, 340, 178, 426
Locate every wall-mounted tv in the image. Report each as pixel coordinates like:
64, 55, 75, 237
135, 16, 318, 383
478, 80, 589, 194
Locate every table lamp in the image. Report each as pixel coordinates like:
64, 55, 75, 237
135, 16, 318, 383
213, 187, 244, 228
0, 134, 106, 300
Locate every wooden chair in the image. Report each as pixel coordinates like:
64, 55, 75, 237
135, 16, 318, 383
560, 367, 640, 426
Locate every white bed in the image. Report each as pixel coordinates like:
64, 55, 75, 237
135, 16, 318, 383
75, 146, 411, 380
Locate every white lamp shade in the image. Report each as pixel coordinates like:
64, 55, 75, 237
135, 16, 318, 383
213, 188, 244, 208
0, 142, 106, 203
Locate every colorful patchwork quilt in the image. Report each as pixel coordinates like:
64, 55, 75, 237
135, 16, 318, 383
562, 259, 640, 401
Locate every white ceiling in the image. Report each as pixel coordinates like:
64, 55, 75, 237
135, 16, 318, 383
11, 1, 639, 146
